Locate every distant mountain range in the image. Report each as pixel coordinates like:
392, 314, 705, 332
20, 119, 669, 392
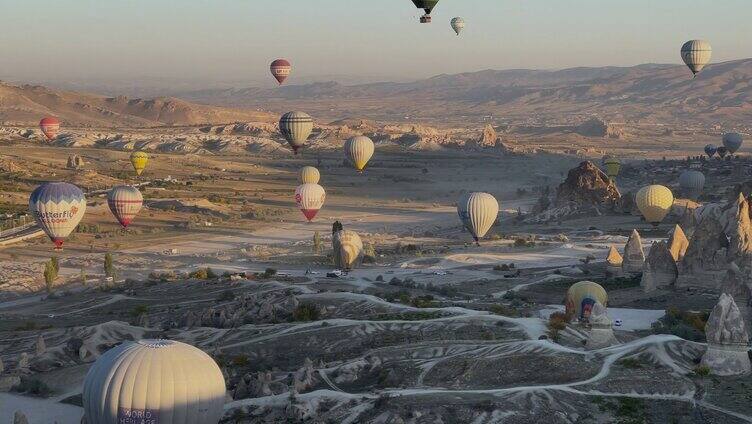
179, 59, 752, 127
0, 82, 275, 127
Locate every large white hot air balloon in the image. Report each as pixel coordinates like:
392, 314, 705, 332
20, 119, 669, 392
295, 183, 326, 221
82, 339, 225, 424
722, 132, 743, 154
680, 40, 712, 77
333, 230, 363, 270
344, 136, 375, 173
29, 182, 86, 249
279, 111, 313, 154
299, 166, 320, 184
457, 192, 499, 244
450, 17, 465, 35
107, 185, 143, 228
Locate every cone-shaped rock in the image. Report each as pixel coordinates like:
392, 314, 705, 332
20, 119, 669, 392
719, 263, 751, 329
701, 293, 751, 375
668, 224, 689, 262
606, 246, 623, 266
640, 241, 678, 292
585, 302, 619, 350
622, 229, 645, 274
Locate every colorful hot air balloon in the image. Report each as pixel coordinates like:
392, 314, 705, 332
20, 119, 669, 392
678, 170, 705, 200
29, 182, 86, 249
450, 17, 465, 35
295, 183, 326, 222
636, 185, 674, 225
333, 230, 363, 271
279, 111, 313, 154
717, 146, 728, 158
130, 151, 149, 176
565, 281, 608, 321
39, 117, 60, 141
722, 132, 743, 154
681, 40, 711, 77
107, 185, 143, 228
270, 59, 292, 85
82, 340, 226, 424
704, 144, 717, 158
457, 192, 499, 244
299, 166, 320, 184
603, 157, 621, 180
412, 0, 440, 23
344, 136, 375, 173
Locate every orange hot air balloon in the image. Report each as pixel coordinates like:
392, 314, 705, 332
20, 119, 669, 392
39, 117, 60, 141
270, 59, 292, 85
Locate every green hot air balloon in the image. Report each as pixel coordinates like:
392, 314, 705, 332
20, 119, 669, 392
412, 0, 440, 23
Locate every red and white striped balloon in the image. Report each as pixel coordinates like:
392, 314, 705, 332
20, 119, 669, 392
270, 59, 292, 85
294, 183, 325, 221
39, 117, 60, 141
107, 185, 143, 228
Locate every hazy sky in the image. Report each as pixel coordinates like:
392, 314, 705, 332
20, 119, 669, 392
1, 0, 750, 89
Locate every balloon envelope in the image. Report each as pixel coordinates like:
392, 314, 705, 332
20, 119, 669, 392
603, 158, 621, 179
717, 146, 728, 158
565, 281, 608, 321
344, 136, 375, 172
130, 151, 149, 176
299, 166, 320, 184
450, 17, 465, 35
457, 192, 499, 243
680, 40, 711, 76
279, 111, 313, 154
29, 182, 86, 248
704, 144, 717, 158
270, 59, 292, 85
82, 340, 225, 424
295, 183, 326, 221
39, 117, 60, 141
636, 185, 674, 224
412, 0, 440, 13
678, 170, 705, 199
333, 230, 363, 270
108, 185, 143, 228
722, 133, 743, 154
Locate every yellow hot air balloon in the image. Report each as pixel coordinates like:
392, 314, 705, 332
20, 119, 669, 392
636, 185, 674, 225
344, 136, 374, 173
603, 158, 621, 180
333, 230, 363, 271
130, 151, 149, 176
299, 166, 320, 184
565, 281, 608, 321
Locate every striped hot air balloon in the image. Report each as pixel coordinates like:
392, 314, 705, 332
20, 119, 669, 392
457, 192, 499, 244
680, 40, 712, 77
565, 281, 608, 321
678, 170, 705, 200
344, 136, 375, 173
270, 59, 292, 85
295, 183, 325, 221
722, 132, 743, 154
299, 166, 320, 184
130, 151, 149, 176
333, 230, 363, 271
107, 185, 143, 228
39, 117, 60, 141
29, 182, 86, 249
82, 340, 225, 424
279, 111, 313, 154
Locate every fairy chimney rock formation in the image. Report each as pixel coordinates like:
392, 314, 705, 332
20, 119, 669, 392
719, 263, 752, 329
606, 246, 623, 266
701, 293, 751, 375
640, 241, 678, 293
554, 161, 621, 207
668, 225, 689, 262
585, 303, 619, 350
622, 229, 645, 274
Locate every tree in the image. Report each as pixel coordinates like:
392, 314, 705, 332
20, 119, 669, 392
43, 257, 58, 294
313, 231, 322, 253
80, 267, 87, 286
104, 253, 115, 279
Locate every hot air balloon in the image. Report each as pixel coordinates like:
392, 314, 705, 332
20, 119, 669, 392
717, 146, 728, 158
107, 185, 143, 228
299, 166, 320, 184
722, 132, 743, 154
29, 182, 86, 249
450, 17, 465, 35
279, 111, 313, 154
295, 183, 326, 221
82, 339, 225, 424
603, 157, 621, 180
333, 230, 363, 271
270, 59, 292, 85
344, 136, 375, 173
636, 185, 674, 225
412, 0, 440, 23
457, 192, 499, 245
678, 170, 705, 200
39, 117, 60, 141
680, 40, 711, 77
130, 151, 149, 176
565, 281, 608, 321
704, 144, 717, 158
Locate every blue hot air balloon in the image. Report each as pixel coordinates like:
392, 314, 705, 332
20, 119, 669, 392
704, 144, 717, 158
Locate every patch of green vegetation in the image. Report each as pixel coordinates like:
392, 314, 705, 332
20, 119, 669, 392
652, 306, 708, 342
489, 304, 519, 317
370, 311, 444, 321
13, 377, 53, 397
292, 303, 320, 322
617, 357, 644, 369
593, 396, 646, 424
130, 304, 149, 317
693, 365, 710, 377
216, 290, 236, 302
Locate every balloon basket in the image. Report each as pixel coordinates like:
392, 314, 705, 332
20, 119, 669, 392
420, 14, 432, 23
